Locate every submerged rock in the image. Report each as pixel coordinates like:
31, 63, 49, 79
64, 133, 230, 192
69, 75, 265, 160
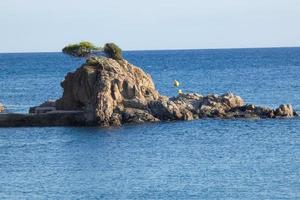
0, 56, 298, 127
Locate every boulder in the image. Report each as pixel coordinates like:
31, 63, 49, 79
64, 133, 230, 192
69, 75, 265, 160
0, 103, 4, 113
122, 108, 159, 124
274, 104, 297, 117
149, 97, 183, 120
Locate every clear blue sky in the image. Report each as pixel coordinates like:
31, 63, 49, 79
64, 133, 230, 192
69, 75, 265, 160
0, 0, 300, 52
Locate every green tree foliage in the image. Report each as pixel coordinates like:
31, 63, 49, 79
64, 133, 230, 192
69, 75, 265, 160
103, 43, 123, 60
62, 41, 101, 57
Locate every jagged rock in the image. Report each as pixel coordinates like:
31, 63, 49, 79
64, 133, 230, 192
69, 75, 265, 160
168, 93, 297, 119
274, 104, 297, 117
148, 97, 183, 120
122, 108, 159, 124
171, 93, 203, 113
0, 103, 4, 113
201, 93, 244, 111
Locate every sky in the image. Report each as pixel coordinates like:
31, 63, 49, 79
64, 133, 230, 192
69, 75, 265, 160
0, 0, 300, 52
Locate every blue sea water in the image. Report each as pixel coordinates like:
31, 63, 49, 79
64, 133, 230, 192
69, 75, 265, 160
0, 48, 300, 199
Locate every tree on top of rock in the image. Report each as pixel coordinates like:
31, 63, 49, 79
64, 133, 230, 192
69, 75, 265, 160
62, 41, 101, 57
62, 41, 123, 60
103, 43, 123, 60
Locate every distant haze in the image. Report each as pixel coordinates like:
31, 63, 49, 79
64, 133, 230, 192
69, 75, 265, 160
0, 0, 300, 52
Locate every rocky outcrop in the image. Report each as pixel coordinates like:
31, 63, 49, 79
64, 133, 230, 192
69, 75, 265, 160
149, 93, 297, 120
53, 56, 297, 126
55, 56, 160, 126
0, 103, 4, 113
0, 56, 298, 127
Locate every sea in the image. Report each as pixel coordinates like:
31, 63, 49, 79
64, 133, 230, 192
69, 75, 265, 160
0, 48, 299, 199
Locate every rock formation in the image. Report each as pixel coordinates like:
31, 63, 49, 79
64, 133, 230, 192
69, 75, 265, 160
0, 56, 298, 127
54, 56, 160, 126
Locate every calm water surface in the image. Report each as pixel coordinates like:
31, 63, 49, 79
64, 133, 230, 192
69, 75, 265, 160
0, 48, 299, 199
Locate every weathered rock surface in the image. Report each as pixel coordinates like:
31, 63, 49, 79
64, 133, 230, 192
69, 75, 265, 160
55, 56, 160, 126
152, 93, 297, 120
0, 56, 298, 127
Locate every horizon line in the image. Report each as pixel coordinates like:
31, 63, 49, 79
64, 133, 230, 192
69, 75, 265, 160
1, 45, 300, 54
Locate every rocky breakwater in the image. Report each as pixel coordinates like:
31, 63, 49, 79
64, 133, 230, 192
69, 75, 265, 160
0, 56, 298, 127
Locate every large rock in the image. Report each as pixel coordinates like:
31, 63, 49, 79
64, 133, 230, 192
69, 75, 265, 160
149, 96, 185, 120
55, 56, 160, 126
274, 104, 296, 117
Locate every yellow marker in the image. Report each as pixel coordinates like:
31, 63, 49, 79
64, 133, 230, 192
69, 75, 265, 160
178, 89, 183, 94
173, 80, 180, 87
